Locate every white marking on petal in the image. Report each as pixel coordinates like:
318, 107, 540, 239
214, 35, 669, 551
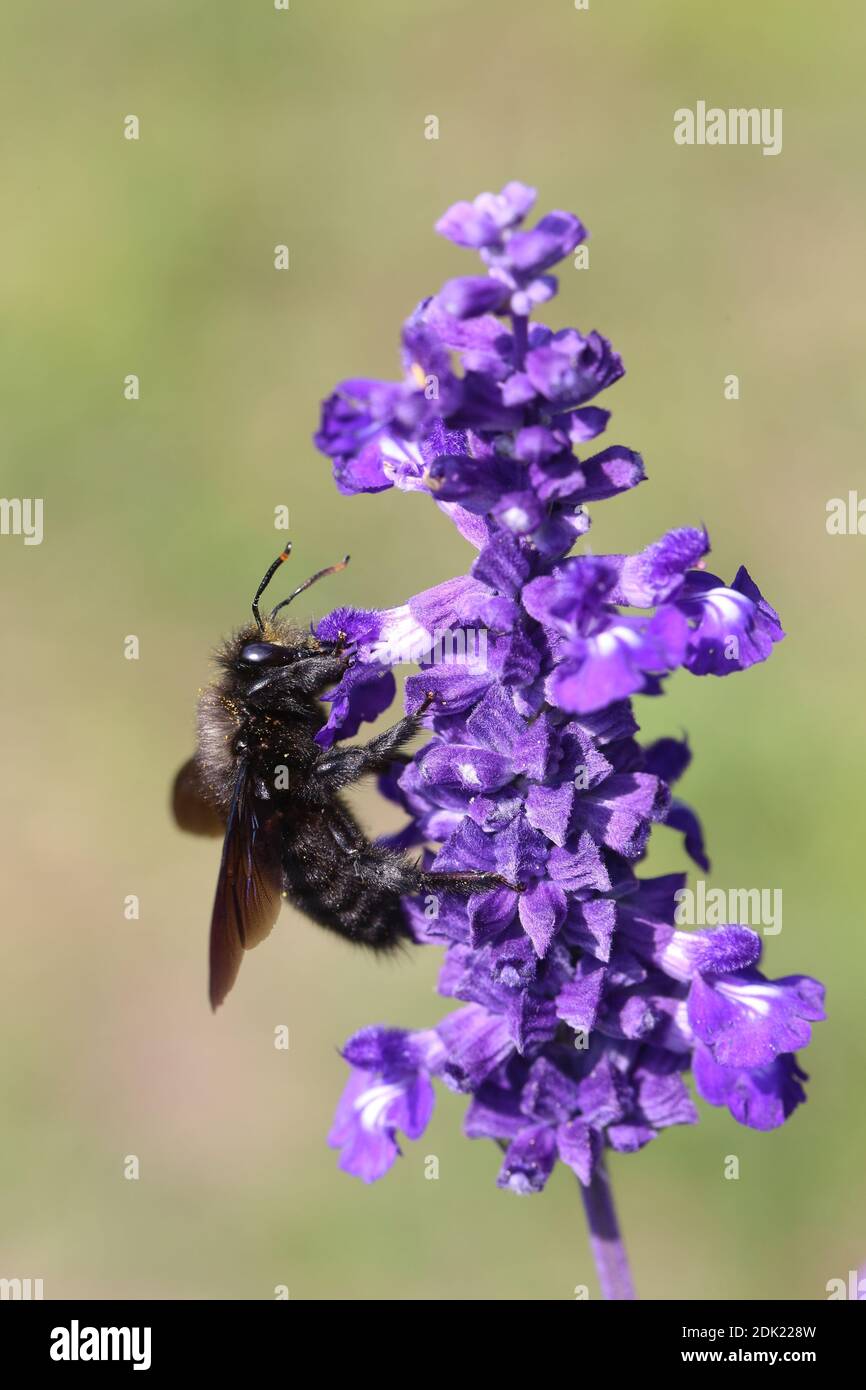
594, 624, 643, 656
701, 589, 751, 630
716, 981, 777, 1017
354, 1082, 405, 1132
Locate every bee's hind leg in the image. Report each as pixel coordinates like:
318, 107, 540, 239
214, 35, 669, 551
412, 868, 524, 895
350, 850, 523, 897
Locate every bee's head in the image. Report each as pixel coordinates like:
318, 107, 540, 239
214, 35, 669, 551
233, 621, 329, 671
226, 627, 343, 697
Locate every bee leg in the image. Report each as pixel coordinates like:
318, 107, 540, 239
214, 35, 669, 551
349, 852, 522, 896
248, 654, 351, 712
285, 653, 351, 693
327, 813, 365, 872
412, 869, 525, 895
313, 699, 435, 792
245, 670, 316, 714
336, 852, 523, 933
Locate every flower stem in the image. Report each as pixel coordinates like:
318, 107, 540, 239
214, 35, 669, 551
579, 1158, 637, 1300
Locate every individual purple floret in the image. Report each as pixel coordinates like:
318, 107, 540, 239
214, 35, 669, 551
313, 182, 823, 1214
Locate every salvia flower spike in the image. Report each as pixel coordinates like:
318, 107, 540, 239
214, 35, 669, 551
313, 181, 824, 1299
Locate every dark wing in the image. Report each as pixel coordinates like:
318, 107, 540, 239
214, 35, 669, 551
172, 757, 225, 837
209, 764, 283, 1010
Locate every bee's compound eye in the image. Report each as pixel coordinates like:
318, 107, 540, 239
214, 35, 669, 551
239, 642, 287, 665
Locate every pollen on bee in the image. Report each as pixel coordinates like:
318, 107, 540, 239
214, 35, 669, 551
410, 361, 426, 388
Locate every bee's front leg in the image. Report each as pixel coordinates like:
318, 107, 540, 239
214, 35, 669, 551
313, 692, 438, 793
288, 653, 352, 693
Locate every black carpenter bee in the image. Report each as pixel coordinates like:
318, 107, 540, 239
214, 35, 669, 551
173, 545, 517, 1009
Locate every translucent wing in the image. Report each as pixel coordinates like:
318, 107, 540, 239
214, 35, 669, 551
209, 764, 283, 1010
172, 757, 225, 838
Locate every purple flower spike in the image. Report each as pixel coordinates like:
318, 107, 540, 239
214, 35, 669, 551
314, 182, 823, 1297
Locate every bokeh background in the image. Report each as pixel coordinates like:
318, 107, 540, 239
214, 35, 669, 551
1, 0, 863, 1301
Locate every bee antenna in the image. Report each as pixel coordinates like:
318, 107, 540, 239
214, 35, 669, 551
269, 555, 350, 621
252, 545, 293, 631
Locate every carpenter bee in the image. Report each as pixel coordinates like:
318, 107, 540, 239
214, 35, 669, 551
173, 545, 516, 1009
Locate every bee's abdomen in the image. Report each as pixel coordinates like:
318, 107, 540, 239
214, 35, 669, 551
279, 808, 408, 950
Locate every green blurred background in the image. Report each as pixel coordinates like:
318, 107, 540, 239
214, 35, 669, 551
1, 0, 863, 1300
